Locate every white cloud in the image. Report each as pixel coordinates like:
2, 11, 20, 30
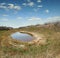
0, 3, 6, 5
14, 6, 21, 10
0, 3, 21, 10
28, 17, 42, 21
37, 5, 43, 8
27, 0, 31, 2
8, 4, 21, 10
33, 5, 43, 12
22, 3, 27, 6
1, 18, 8, 22
22, 2, 34, 7
28, 16, 60, 24
17, 17, 23, 19
45, 9, 49, 13
28, 2, 34, 7
37, 0, 42, 3
33, 8, 40, 12
0, 5, 7, 9
8, 4, 14, 9
3, 14, 9, 16
46, 16, 60, 23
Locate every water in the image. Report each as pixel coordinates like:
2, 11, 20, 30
11, 32, 35, 42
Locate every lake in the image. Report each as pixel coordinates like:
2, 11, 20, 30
11, 32, 35, 42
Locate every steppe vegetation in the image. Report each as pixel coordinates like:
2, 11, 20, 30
0, 22, 60, 58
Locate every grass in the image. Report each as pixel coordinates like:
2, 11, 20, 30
0, 25, 60, 58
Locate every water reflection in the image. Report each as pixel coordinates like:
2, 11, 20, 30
11, 32, 35, 42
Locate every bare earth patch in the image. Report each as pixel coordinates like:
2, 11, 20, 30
8, 31, 46, 48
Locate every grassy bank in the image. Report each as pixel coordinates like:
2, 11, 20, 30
0, 24, 60, 58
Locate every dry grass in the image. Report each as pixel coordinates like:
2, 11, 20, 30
0, 26, 60, 58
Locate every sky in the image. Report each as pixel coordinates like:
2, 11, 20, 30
0, 0, 60, 28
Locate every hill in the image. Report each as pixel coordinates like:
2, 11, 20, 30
0, 22, 60, 58
0, 26, 13, 30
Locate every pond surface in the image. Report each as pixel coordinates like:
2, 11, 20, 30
11, 32, 35, 42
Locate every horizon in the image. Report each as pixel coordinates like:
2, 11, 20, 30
0, 0, 60, 28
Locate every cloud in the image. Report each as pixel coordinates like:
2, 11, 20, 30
27, 0, 31, 2
37, 0, 42, 3
22, 3, 27, 6
33, 8, 40, 12
28, 17, 42, 21
22, 2, 34, 7
17, 17, 23, 19
45, 9, 49, 13
3, 14, 9, 16
28, 2, 34, 7
0, 5, 7, 9
0, 3, 6, 5
46, 16, 60, 23
0, 3, 21, 10
33, 5, 43, 12
8, 4, 14, 9
28, 16, 60, 24
1, 18, 8, 22
14, 6, 21, 10
8, 4, 21, 10
37, 5, 43, 8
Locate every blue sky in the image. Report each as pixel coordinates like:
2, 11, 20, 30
0, 0, 60, 28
